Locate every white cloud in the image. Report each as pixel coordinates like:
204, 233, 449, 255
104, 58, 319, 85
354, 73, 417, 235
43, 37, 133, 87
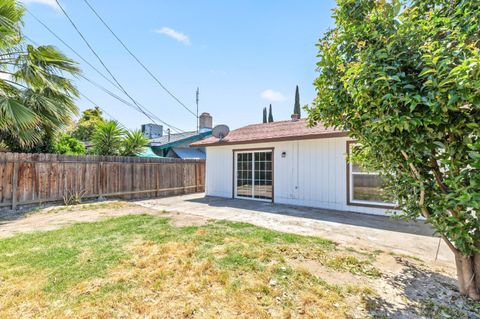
154, 27, 191, 46
19, 0, 60, 10
261, 89, 286, 102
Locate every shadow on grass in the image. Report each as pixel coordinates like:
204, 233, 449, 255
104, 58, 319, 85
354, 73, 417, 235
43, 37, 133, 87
364, 258, 480, 319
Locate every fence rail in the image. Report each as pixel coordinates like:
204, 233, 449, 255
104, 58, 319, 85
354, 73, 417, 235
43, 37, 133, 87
0, 152, 205, 209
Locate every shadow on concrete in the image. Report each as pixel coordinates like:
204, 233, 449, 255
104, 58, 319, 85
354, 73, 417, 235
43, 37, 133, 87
186, 196, 435, 237
364, 258, 478, 318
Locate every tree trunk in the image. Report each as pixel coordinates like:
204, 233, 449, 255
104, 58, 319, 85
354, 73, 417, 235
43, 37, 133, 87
454, 253, 480, 300
475, 252, 480, 291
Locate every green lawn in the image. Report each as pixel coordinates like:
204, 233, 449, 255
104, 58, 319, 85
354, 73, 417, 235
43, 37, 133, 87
0, 214, 380, 318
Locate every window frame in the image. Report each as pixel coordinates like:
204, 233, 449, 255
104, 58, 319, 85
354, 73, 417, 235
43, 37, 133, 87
346, 141, 396, 209
232, 148, 274, 203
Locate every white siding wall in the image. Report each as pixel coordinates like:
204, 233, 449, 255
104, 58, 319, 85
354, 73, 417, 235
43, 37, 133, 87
205, 137, 391, 216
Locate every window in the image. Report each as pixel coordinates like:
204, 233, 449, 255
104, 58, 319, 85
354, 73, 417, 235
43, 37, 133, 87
347, 142, 395, 207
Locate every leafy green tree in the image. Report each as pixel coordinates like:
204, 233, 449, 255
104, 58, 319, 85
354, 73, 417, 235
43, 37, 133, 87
308, 0, 480, 299
263, 107, 267, 123
294, 85, 301, 118
91, 120, 125, 156
72, 107, 105, 141
268, 104, 273, 123
121, 130, 149, 156
0, 0, 80, 150
53, 134, 86, 155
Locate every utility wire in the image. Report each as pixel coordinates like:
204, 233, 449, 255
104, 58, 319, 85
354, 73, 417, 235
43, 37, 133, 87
26, 9, 122, 92
53, 0, 173, 130
82, 0, 197, 118
24, 12, 184, 133
79, 92, 121, 123
20, 35, 129, 130
79, 74, 184, 133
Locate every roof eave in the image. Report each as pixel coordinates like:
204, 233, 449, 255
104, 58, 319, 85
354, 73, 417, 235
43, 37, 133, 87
192, 131, 349, 147
151, 131, 211, 149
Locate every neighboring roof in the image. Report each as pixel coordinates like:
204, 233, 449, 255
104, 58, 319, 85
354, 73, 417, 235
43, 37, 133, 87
149, 131, 211, 149
191, 119, 346, 147
137, 147, 164, 158
171, 147, 206, 160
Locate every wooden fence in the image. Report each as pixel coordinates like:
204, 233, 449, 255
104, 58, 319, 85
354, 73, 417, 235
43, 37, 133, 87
0, 152, 205, 209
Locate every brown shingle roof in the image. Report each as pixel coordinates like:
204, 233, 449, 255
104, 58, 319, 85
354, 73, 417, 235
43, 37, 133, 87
191, 119, 346, 147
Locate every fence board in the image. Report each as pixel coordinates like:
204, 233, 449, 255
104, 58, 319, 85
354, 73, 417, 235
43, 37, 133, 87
0, 152, 205, 209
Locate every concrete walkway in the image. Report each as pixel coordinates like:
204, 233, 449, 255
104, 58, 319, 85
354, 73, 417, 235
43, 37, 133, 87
138, 193, 454, 266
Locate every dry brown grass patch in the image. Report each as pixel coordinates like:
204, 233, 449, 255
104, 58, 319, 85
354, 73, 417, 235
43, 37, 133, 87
61, 240, 349, 319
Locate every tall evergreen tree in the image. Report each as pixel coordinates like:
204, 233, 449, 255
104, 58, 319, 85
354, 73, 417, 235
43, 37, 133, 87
294, 85, 301, 118
268, 104, 273, 123
262, 107, 267, 123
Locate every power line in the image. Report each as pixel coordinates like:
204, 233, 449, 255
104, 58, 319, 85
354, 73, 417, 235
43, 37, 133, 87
79, 92, 121, 123
81, 0, 197, 118
79, 74, 184, 133
53, 0, 173, 131
24, 12, 184, 133
26, 9, 123, 93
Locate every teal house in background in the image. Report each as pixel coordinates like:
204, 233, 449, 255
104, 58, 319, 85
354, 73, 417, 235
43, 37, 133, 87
141, 112, 213, 160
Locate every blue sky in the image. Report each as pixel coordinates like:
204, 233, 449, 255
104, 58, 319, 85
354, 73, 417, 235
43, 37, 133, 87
21, 0, 336, 132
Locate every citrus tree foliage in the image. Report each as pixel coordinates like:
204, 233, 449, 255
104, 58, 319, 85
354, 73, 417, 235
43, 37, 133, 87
72, 107, 105, 141
53, 134, 85, 155
0, 0, 80, 150
308, 0, 479, 298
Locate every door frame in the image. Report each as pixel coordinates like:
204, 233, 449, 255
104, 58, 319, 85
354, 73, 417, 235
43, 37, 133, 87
232, 147, 274, 203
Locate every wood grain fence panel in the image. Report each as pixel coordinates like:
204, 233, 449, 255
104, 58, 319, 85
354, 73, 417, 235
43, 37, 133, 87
0, 152, 205, 209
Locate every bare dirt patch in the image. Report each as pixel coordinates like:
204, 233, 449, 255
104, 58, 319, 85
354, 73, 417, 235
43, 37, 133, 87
286, 249, 478, 319
0, 201, 210, 238
161, 211, 211, 227
290, 258, 368, 287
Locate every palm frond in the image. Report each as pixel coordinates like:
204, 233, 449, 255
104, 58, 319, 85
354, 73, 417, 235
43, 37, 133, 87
91, 120, 125, 155
0, 96, 38, 130
121, 130, 149, 156
0, 0, 80, 150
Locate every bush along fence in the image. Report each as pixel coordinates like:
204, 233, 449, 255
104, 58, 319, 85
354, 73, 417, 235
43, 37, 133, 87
0, 152, 205, 209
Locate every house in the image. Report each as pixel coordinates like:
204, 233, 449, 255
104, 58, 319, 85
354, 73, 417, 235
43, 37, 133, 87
145, 112, 213, 160
191, 115, 396, 216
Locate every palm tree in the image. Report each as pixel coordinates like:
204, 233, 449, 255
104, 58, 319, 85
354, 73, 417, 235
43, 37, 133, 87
121, 130, 149, 156
0, 0, 80, 150
91, 120, 125, 156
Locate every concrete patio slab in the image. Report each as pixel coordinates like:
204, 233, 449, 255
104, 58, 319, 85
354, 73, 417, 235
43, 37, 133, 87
138, 193, 454, 267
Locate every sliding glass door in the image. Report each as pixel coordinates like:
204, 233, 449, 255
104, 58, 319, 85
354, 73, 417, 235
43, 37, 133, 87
235, 150, 273, 201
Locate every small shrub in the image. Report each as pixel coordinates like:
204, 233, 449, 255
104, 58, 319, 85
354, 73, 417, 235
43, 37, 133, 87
63, 189, 86, 206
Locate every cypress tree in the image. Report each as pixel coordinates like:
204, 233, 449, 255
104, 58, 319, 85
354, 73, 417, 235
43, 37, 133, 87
263, 107, 267, 123
268, 104, 274, 122
294, 85, 301, 118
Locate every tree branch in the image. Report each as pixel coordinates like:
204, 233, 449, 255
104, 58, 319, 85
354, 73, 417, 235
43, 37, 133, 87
400, 150, 460, 255
430, 158, 450, 194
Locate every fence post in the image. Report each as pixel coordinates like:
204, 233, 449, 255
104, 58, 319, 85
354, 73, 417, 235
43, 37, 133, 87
11, 162, 18, 210
97, 162, 102, 198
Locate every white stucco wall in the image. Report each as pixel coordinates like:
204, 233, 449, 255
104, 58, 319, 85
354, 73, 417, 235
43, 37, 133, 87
205, 137, 392, 216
